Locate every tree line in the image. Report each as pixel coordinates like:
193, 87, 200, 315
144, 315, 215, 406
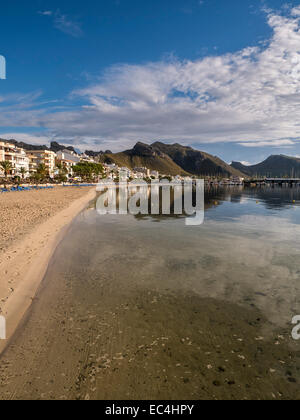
0, 161, 104, 184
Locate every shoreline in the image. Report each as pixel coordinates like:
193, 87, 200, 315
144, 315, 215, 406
0, 187, 96, 356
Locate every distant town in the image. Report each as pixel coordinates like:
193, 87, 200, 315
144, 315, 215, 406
0, 139, 175, 184
3, 139, 300, 189
0, 139, 246, 186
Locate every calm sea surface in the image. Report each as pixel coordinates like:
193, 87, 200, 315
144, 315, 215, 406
86, 185, 300, 329
1, 186, 300, 400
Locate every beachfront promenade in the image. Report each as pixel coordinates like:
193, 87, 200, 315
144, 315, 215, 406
0, 183, 95, 193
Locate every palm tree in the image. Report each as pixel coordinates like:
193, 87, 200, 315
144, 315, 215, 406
55, 163, 68, 183
0, 161, 12, 178
36, 163, 49, 181
19, 167, 27, 180
56, 163, 68, 176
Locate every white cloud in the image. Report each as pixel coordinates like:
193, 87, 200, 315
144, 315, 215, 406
8, 5, 300, 151
54, 11, 83, 38
239, 139, 296, 148
38, 11, 53, 16
0, 133, 51, 146
291, 6, 300, 16
38, 9, 83, 38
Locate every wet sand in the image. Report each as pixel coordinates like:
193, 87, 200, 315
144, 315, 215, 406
0, 279, 298, 400
0, 205, 299, 400
0, 187, 96, 353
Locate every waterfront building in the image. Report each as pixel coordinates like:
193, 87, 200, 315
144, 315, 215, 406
133, 167, 150, 177
56, 150, 80, 177
26, 149, 56, 178
0, 141, 30, 177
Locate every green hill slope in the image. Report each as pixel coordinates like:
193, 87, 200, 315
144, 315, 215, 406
151, 142, 245, 177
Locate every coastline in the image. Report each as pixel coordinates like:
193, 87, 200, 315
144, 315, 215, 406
0, 187, 96, 355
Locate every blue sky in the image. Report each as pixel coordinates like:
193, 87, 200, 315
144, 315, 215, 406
1, 0, 300, 164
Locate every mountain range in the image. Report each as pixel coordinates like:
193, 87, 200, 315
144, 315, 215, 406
99, 142, 244, 177
1, 139, 76, 154
3, 137, 300, 178
99, 142, 300, 178
231, 155, 300, 178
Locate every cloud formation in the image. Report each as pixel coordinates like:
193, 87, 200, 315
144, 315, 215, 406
38, 11, 53, 16
4, 6, 300, 152
38, 10, 83, 38
0, 132, 51, 146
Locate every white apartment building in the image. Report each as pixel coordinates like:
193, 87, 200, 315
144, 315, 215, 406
27, 149, 56, 177
0, 141, 29, 177
104, 163, 117, 171
56, 150, 80, 177
133, 167, 150, 177
150, 171, 159, 179
80, 153, 96, 163
118, 167, 132, 180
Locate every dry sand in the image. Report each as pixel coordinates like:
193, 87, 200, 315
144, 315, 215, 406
0, 186, 96, 354
0, 187, 95, 251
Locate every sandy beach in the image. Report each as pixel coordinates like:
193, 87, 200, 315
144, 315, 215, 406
0, 186, 96, 354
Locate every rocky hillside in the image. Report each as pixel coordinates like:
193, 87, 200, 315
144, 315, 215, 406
100, 142, 188, 176
101, 141, 245, 177
151, 142, 244, 177
231, 155, 300, 178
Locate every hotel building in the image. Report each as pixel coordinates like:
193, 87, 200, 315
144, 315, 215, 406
56, 150, 80, 177
27, 150, 56, 177
0, 141, 30, 177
